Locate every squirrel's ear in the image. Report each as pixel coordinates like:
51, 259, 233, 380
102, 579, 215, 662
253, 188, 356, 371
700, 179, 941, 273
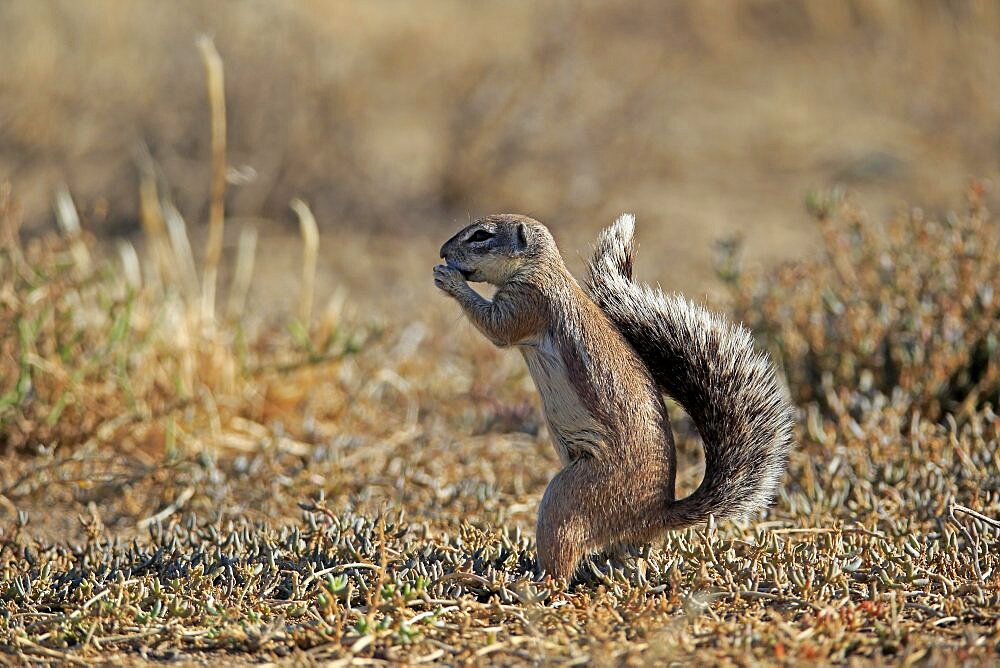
516, 222, 529, 252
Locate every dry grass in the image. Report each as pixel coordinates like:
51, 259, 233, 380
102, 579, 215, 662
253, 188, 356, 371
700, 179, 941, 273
2, 178, 1000, 663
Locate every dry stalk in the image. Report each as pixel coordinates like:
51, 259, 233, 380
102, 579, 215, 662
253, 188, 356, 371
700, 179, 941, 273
137, 486, 194, 529
137, 155, 176, 290
952, 503, 1000, 531
948, 499, 986, 588
291, 198, 320, 326
0, 182, 26, 269
227, 225, 258, 321
53, 185, 92, 275
197, 35, 228, 324
117, 240, 142, 290
163, 203, 201, 303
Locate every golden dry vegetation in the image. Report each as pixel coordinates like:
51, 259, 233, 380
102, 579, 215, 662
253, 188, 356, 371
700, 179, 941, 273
2, 1, 1000, 665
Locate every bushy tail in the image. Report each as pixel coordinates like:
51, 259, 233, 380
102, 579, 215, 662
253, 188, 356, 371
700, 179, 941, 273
588, 214, 794, 526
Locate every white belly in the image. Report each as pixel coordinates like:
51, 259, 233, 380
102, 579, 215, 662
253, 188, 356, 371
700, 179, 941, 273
520, 336, 604, 464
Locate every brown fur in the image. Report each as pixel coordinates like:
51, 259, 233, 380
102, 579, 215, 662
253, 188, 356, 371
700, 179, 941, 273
434, 213, 792, 580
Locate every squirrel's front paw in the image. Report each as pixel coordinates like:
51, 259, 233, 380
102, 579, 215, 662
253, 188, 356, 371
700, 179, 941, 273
433, 264, 467, 295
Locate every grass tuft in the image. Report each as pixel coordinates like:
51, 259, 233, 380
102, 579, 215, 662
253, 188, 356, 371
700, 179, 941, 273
729, 183, 1000, 422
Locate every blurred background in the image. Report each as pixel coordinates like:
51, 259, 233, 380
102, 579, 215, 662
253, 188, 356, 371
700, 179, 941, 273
2, 0, 999, 314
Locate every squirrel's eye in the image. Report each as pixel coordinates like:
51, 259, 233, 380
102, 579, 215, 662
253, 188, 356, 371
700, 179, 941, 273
468, 230, 493, 243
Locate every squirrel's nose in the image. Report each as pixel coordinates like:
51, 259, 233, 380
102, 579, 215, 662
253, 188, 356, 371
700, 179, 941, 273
439, 229, 463, 259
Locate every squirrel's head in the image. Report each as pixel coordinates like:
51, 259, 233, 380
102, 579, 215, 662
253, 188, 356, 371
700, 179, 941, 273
439, 214, 557, 285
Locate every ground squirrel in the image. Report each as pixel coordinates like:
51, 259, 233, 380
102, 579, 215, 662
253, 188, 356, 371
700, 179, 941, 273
434, 213, 794, 581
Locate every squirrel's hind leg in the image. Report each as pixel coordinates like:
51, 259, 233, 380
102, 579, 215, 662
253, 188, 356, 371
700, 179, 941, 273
536, 459, 609, 580
536, 458, 667, 581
